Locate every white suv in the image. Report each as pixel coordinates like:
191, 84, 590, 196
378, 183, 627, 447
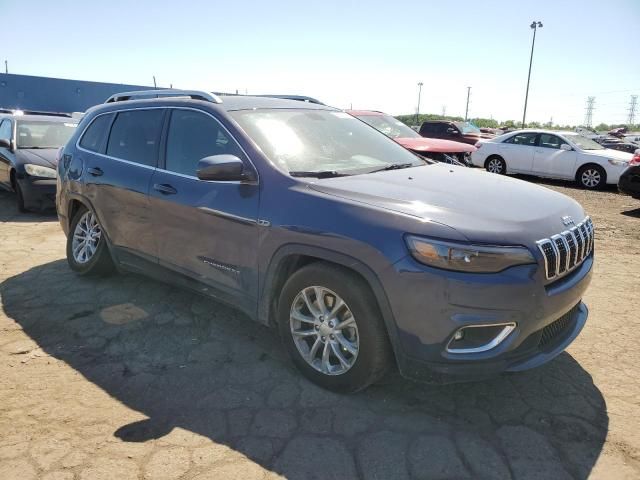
471, 130, 632, 189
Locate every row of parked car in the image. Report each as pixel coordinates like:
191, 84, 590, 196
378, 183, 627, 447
0, 89, 600, 392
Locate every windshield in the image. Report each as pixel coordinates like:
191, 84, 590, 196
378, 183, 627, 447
16, 120, 77, 149
454, 122, 481, 134
229, 109, 425, 175
353, 113, 421, 139
563, 134, 605, 150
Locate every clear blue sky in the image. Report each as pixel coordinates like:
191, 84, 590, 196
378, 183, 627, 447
2, 0, 639, 125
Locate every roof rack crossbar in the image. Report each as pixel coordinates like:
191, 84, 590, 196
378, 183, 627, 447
105, 89, 222, 104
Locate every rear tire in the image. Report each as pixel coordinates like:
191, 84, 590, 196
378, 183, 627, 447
277, 262, 392, 393
66, 205, 114, 276
577, 164, 606, 189
485, 155, 506, 174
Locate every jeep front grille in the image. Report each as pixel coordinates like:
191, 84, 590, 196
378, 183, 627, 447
536, 217, 594, 280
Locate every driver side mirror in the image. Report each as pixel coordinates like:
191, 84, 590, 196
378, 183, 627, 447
0, 138, 11, 149
196, 154, 255, 182
447, 127, 459, 135
560, 143, 572, 151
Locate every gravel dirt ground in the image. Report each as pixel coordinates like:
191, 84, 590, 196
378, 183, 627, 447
0, 177, 639, 480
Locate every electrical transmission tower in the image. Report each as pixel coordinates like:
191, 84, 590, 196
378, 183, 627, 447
628, 95, 638, 125
584, 97, 595, 127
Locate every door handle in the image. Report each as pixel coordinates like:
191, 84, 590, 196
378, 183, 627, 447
87, 167, 103, 176
153, 183, 177, 195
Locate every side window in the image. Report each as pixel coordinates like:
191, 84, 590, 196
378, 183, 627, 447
538, 133, 561, 149
79, 114, 113, 153
420, 123, 436, 134
106, 109, 164, 166
165, 109, 244, 177
0, 120, 12, 141
504, 132, 537, 145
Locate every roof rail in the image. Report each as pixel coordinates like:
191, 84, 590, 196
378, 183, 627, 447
105, 89, 223, 104
257, 94, 324, 105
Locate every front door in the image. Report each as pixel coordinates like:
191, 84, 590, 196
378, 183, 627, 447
532, 133, 577, 179
149, 108, 260, 306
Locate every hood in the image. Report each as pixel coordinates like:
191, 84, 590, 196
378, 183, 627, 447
395, 137, 476, 153
16, 148, 59, 168
590, 148, 634, 161
463, 132, 495, 140
309, 163, 585, 246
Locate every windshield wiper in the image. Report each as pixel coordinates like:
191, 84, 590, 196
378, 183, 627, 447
369, 162, 415, 173
289, 170, 348, 178
19, 146, 57, 149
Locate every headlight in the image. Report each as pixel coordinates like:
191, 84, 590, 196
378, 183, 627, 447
24, 164, 57, 178
608, 159, 629, 167
405, 236, 535, 273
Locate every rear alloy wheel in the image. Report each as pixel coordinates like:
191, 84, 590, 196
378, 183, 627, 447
278, 263, 391, 393
67, 206, 114, 275
578, 165, 605, 189
485, 156, 506, 174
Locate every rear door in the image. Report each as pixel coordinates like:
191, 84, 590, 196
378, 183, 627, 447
79, 108, 166, 266
497, 132, 538, 173
532, 133, 577, 179
148, 108, 260, 305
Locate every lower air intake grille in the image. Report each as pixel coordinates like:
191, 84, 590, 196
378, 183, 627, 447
539, 304, 579, 349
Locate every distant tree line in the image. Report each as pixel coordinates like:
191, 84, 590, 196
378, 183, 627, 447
395, 113, 640, 132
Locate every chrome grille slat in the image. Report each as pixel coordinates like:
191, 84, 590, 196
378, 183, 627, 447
536, 216, 593, 280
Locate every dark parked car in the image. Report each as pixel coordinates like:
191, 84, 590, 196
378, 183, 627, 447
619, 150, 640, 199
57, 89, 593, 392
596, 139, 639, 154
419, 120, 495, 145
0, 112, 77, 211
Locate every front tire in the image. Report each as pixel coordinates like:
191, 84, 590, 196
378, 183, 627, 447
277, 262, 392, 393
15, 181, 27, 213
66, 206, 114, 275
577, 164, 606, 189
485, 155, 506, 174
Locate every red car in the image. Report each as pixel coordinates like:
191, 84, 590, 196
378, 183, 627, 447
347, 110, 476, 166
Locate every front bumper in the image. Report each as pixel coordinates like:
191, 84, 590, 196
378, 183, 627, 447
17, 177, 57, 211
383, 253, 593, 384
618, 166, 640, 198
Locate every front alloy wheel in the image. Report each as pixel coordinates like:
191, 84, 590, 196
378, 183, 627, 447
289, 286, 359, 375
580, 168, 602, 189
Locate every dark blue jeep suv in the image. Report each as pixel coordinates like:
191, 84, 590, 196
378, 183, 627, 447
57, 90, 593, 392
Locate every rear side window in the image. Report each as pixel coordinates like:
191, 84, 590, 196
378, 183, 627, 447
504, 132, 538, 145
420, 123, 437, 134
79, 114, 113, 152
165, 109, 244, 176
106, 109, 164, 166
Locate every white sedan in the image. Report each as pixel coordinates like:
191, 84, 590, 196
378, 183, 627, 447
471, 130, 633, 189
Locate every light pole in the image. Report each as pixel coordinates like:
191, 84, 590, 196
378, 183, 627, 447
464, 86, 471, 121
522, 21, 543, 128
415, 82, 423, 126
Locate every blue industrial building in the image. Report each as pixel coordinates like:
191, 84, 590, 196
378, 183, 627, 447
0, 73, 154, 113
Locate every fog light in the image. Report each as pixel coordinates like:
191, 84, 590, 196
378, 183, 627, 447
447, 323, 516, 354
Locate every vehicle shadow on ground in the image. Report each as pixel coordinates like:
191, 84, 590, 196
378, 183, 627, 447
1, 260, 609, 479
621, 207, 640, 218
